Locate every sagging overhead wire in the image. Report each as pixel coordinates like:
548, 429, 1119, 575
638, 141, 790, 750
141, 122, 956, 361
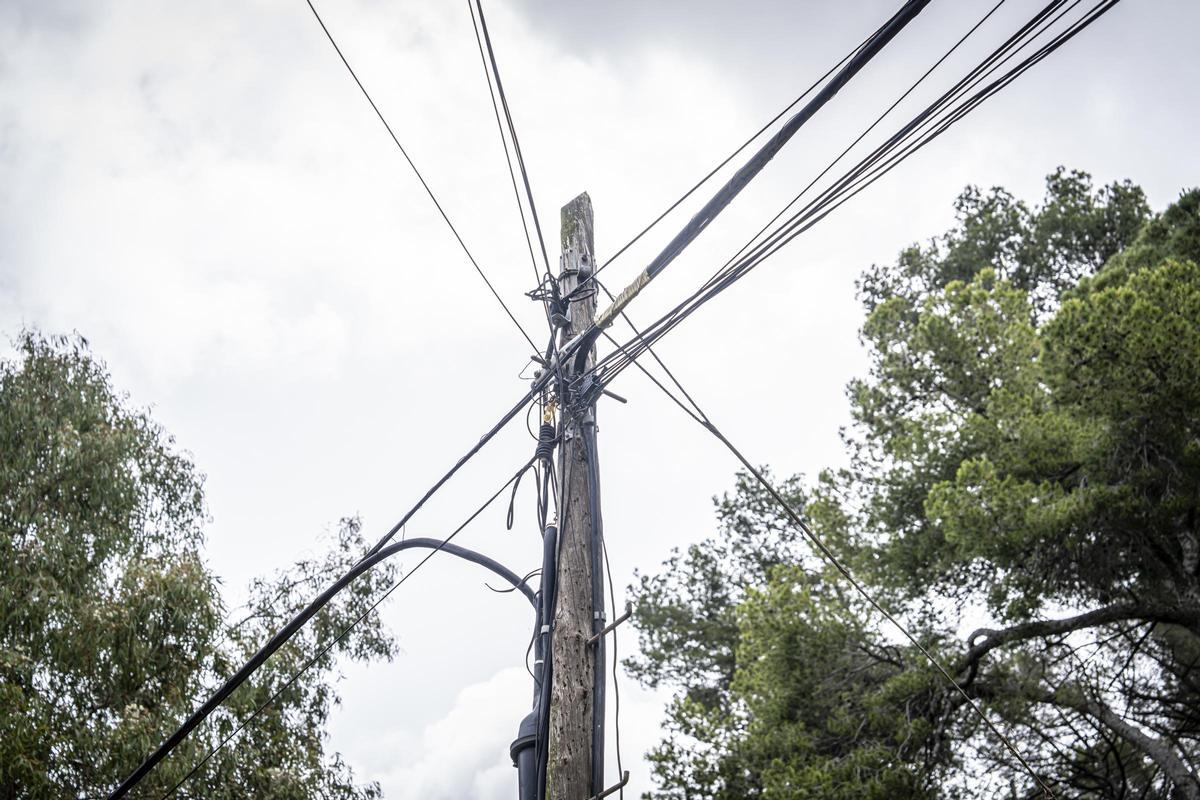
304, 0, 541, 354
592, 0, 1120, 389
109, 458, 539, 800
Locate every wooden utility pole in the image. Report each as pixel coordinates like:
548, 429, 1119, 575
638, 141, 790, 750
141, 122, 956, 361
548, 192, 604, 800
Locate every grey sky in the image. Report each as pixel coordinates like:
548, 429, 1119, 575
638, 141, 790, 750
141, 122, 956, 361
2, 1, 1198, 797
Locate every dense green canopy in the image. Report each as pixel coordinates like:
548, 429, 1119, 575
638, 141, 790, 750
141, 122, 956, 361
631, 169, 1200, 798
0, 332, 396, 798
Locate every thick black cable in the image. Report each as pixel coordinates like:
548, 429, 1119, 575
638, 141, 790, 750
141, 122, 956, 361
595, 0, 1116, 385
566, 0, 932, 376
594, 0, 1045, 375
304, 0, 540, 354
594, 0, 1067, 369
640, 0, 931, 283
120, 463, 536, 800
581, 19, 885, 291
710, 0, 1085, 286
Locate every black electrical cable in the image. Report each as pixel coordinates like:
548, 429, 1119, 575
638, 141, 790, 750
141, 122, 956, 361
694, 416, 1057, 797
466, 0, 542, 293
304, 0, 540, 354
108, 461, 537, 800
646, 0, 930, 284
565, 0, 932, 377
594, 0, 1117, 387
580, 16, 887, 292
473, 0, 553, 278
592, 0, 1040, 376
593, 0, 1070, 372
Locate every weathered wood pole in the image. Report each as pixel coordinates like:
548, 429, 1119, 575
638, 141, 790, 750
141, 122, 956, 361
548, 192, 603, 800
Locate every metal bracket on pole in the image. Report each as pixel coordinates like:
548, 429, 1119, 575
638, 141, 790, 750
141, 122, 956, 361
588, 771, 630, 800
587, 602, 632, 646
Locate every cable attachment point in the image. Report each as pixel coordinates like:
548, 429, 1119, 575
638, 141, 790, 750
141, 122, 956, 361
589, 771, 630, 800
568, 373, 605, 413
588, 602, 633, 646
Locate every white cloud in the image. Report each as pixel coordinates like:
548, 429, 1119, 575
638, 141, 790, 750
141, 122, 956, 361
4, 1, 1200, 797
361, 666, 528, 800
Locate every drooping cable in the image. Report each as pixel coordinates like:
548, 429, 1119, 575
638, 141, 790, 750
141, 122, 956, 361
304, 0, 540, 354
109, 460, 538, 800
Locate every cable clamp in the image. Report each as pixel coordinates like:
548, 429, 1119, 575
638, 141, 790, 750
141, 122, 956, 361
540, 625, 550, 635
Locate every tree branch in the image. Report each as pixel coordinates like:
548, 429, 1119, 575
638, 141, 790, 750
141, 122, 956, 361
958, 602, 1200, 683
1040, 686, 1200, 800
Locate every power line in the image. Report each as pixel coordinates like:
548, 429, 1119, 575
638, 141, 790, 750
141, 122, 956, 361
580, 20, 885, 292
585, 0, 932, 341
594, 0, 1117, 387
304, 0, 540, 354
472, 0, 554, 278
466, 0, 546, 302
696, 416, 1057, 797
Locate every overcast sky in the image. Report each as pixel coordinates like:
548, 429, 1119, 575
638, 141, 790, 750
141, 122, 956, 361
3, 0, 1199, 797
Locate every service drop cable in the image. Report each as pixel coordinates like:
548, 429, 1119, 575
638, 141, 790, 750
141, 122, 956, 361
108, 459, 538, 800
696, 416, 1057, 797
304, 0, 540, 354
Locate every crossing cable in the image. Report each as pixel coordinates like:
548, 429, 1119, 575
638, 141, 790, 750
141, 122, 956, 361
472, 0, 554, 278
593, 0, 1064, 376
109, 458, 538, 800
581, 0, 932, 343
467, 0, 544, 302
593, 0, 1118, 384
592, 0, 1078, 374
304, 0, 540, 354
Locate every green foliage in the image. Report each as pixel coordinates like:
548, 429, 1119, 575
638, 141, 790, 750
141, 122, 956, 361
0, 332, 395, 798
632, 171, 1200, 798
